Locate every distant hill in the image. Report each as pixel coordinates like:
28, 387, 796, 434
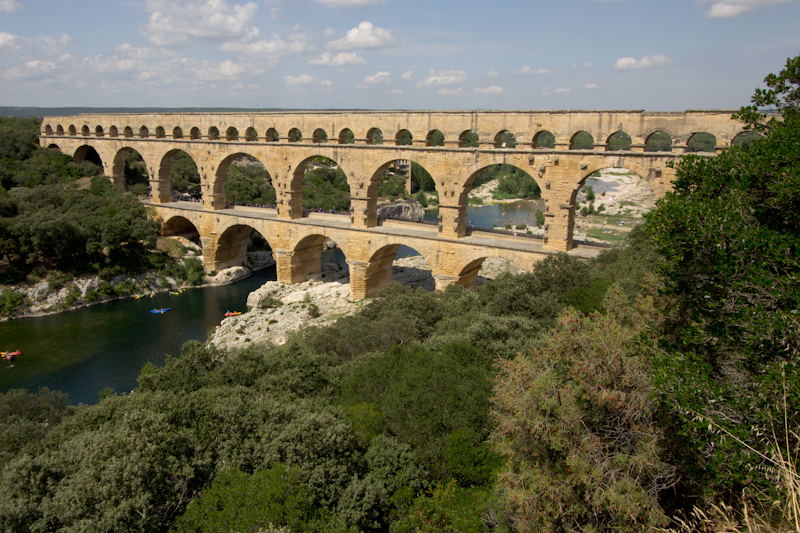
0, 107, 363, 118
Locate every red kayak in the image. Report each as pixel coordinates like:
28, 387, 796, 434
2, 350, 21, 361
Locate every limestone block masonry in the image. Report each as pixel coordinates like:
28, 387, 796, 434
40, 110, 740, 299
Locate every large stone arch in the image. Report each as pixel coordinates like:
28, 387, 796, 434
214, 223, 265, 271
212, 151, 271, 210
73, 144, 104, 169
457, 154, 542, 205
161, 214, 201, 239
447, 249, 531, 291
110, 146, 152, 193
156, 148, 204, 204
566, 157, 654, 203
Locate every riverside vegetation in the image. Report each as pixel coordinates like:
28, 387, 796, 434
0, 56, 799, 532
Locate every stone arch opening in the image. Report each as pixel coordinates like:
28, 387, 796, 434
687, 132, 717, 153
369, 243, 434, 295
367, 159, 435, 218
139, 126, 149, 138
159, 149, 201, 202
215, 153, 275, 208
396, 129, 412, 146
215, 224, 273, 271
571, 163, 655, 245
645, 131, 672, 152
732, 131, 761, 146
296, 156, 350, 214
190, 127, 201, 140
112, 148, 150, 196
245, 127, 257, 142
68, 125, 77, 136
494, 130, 516, 149
265, 128, 279, 142
161, 216, 201, 249
155, 126, 166, 139
56, 125, 64, 135
426, 129, 444, 147
287, 233, 342, 283
226, 126, 239, 141
288, 128, 302, 143
570, 131, 594, 150
606, 131, 631, 151
173, 127, 183, 139
124, 126, 134, 138
313, 128, 328, 143
47, 143, 60, 150
338, 128, 355, 144
459, 129, 479, 148
109, 126, 118, 137
81, 125, 90, 136
73, 145, 104, 170
458, 256, 524, 291
44, 125, 53, 135
208, 127, 220, 141
460, 162, 547, 235
532, 130, 555, 149
94, 125, 104, 137
366, 127, 383, 145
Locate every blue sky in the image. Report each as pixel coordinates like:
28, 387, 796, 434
1, 0, 798, 110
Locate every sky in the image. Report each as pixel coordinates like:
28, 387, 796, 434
0, 0, 798, 111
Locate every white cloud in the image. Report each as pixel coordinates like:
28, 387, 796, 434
0, 0, 22, 13
0, 31, 22, 50
438, 88, 465, 96
486, 69, 499, 78
555, 87, 571, 94
5, 60, 57, 80
188, 59, 246, 80
388, 88, 404, 94
401, 70, 413, 79
313, 0, 387, 6
308, 52, 367, 67
328, 21, 396, 50
513, 65, 554, 75
37, 33, 73, 48
363, 71, 391, 84
141, 0, 260, 46
614, 53, 673, 69
697, 0, 795, 18
416, 69, 466, 87
475, 85, 504, 94
283, 73, 332, 89
220, 32, 311, 66
584, 82, 598, 89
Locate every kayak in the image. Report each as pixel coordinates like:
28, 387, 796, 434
224, 311, 242, 317
2, 350, 21, 361
150, 308, 170, 314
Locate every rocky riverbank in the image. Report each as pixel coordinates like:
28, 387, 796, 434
0, 259, 271, 321
209, 255, 522, 349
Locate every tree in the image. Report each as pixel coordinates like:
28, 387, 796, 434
647, 54, 800, 502
734, 54, 800, 132
491, 287, 672, 533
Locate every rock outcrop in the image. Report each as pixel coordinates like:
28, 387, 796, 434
377, 199, 425, 222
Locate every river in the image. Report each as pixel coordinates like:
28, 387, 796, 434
0, 202, 546, 406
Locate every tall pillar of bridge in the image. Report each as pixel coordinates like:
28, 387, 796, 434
540, 157, 578, 252
347, 257, 394, 300
350, 197, 378, 228
273, 247, 323, 285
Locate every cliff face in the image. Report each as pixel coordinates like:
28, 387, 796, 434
376, 200, 425, 222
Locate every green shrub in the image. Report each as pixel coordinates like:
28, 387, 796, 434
0, 289, 25, 316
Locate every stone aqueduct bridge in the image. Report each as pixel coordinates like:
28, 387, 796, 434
40, 110, 741, 298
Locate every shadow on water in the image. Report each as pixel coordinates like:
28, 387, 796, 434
0, 266, 277, 405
